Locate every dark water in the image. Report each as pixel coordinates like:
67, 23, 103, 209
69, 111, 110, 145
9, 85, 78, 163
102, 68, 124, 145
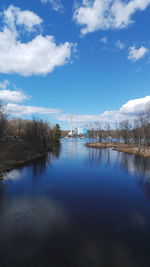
1, 139, 150, 267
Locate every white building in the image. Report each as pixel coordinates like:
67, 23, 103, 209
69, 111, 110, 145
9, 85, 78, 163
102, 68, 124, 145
68, 128, 88, 136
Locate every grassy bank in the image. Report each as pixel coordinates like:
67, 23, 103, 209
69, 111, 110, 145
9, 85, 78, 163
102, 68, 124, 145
86, 142, 150, 157
0, 139, 53, 179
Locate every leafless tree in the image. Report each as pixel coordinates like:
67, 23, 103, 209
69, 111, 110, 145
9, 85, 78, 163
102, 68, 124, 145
0, 103, 8, 138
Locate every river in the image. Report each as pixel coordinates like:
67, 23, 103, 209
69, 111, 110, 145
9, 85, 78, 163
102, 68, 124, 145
0, 138, 150, 267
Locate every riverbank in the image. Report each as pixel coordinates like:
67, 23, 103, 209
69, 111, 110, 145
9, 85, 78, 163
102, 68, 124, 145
86, 142, 150, 157
0, 139, 53, 179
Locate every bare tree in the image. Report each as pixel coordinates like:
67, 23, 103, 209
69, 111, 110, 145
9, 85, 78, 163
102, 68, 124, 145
119, 120, 131, 144
0, 103, 8, 138
23, 118, 60, 152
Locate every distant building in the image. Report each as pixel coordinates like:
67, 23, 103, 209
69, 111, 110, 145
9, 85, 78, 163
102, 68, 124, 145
68, 129, 77, 136
68, 127, 88, 136
77, 128, 88, 135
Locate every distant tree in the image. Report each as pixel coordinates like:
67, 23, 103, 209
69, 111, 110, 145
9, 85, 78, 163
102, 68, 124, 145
8, 118, 25, 137
55, 124, 61, 141
119, 120, 131, 144
23, 118, 51, 152
0, 103, 8, 138
105, 123, 110, 143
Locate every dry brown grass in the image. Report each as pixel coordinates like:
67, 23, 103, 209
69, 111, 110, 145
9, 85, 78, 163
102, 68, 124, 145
86, 142, 150, 157
0, 139, 49, 178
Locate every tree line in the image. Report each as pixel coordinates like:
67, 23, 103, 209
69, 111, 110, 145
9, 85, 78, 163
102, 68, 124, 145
88, 112, 150, 152
0, 104, 61, 152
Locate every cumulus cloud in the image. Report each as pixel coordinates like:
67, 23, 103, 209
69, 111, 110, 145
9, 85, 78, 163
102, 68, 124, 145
120, 96, 150, 114
0, 80, 62, 117
56, 96, 150, 126
0, 80, 29, 103
5, 103, 62, 116
3, 5, 43, 32
0, 5, 73, 76
0, 90, 29, 103
128, 46, 148, 61
74, 0, 150, 35
41, 0, 64, 11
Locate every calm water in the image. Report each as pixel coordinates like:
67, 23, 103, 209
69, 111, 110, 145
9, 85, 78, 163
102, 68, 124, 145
0, 139, 150, 267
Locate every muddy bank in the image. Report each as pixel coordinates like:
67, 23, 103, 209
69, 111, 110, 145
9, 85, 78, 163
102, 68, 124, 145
86, 142, 150, 157
0, 139, 53, 179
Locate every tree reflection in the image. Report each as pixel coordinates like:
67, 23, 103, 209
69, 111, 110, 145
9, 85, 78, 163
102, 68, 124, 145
119, 152, 150, 178
31, 143, 61, 178
87, 146, 150, 178
86, 148, 111, 167
86, 147, 150, 196
3, 143, 61, 180
119, 152, 150, 197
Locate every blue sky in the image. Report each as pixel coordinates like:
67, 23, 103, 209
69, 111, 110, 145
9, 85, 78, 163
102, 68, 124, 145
0, 0, 150, 129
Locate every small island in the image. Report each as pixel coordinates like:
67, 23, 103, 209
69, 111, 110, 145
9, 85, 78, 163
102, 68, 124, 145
86, 142, 150, 157
85, 117, 150, 158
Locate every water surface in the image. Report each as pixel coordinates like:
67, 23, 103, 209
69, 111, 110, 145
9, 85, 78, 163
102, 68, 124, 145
0, 138, 150, 267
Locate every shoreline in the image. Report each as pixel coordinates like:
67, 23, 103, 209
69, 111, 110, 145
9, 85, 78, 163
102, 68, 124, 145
0, 151, 50, 180
0, 139, 56, 180
86, 142, 150, 158
0, 150, 51, 180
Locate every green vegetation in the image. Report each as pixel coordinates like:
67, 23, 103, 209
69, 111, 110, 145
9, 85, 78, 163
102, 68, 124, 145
55, 123, 62, 142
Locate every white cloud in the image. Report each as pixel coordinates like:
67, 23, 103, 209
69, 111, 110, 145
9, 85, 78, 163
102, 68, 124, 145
5, 103, 63, 116
100, 36, 108, 44
3, 91, 149, 125
4, 5, 43, 32
56, 111, 124, 126
41, 0, 63, 11
0, 5, 73, 76
115, 40, 125, 50
128, 46, 148, 61
0, 80, 29, 103
0, 79, 63, 117
74, 0, 150, 35
0, 29, 73, 76
56, 96, 150, 126
0, 81, 29, 103
0, 90, 29, 103
120, 96, 150, 114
